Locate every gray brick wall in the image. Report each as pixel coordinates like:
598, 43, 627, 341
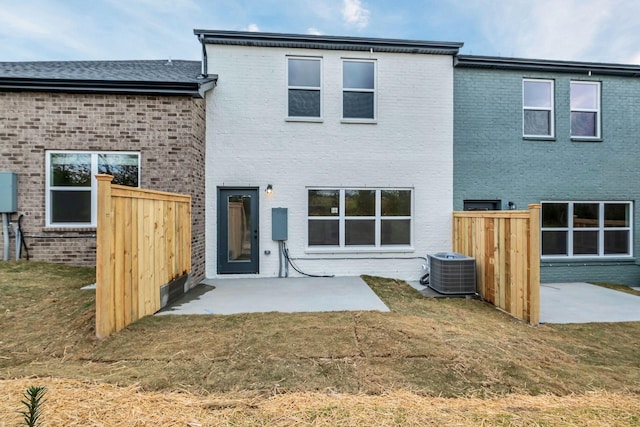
454, 68, 640, 285
0, 91, 206, 284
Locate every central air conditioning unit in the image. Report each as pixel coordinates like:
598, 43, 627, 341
427, 252, 476, 295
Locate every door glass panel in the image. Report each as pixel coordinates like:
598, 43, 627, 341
227, 195, 252, 262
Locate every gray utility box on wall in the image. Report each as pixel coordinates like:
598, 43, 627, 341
272, 208, 288, 241
428, 252, 476, 295
0, 172, 18, 213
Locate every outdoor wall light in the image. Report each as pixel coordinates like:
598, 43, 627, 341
265, 184, 273, 194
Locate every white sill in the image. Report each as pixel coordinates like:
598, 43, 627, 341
43, 226, 97, 232
340, 119, 377, 124
541, 255, 634, 262
285, 117, 324, 123
305, 246, 415, 254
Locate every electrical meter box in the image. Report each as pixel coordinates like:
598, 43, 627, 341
272, 208, 288, 241
0, 172, 17, 213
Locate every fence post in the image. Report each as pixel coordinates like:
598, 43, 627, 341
95, 174, 114, 339
528, 204, 541, 325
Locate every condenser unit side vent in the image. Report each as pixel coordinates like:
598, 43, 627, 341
428, 252, 476, 295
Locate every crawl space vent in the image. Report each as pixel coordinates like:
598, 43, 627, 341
428, 252, 476, 295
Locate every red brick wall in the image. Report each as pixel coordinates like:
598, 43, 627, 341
0, 91, 206, 283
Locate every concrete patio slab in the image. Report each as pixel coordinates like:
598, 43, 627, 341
158, 276, 390, 315
540, 282, 640, 324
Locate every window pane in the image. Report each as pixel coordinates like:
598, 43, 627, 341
382, 190, 411, 216
288, 59, 320, 87
308, 190, 339, 216
604, 203, 630, 227
381, 219, 410, 245
573, 231, 598, 255
51, 153, 91, 187
51, 190, 91, 223
308, 220, 339, 245
523, 81, 551, 108
227, 195, 251, 262
571, 112, 597, 137
542, 231, 567, 255
99, 154, 139, 187
571, 83, 598, 109
542, 203, 568, 227
604, 230, 629, 255
343, 92, 374, 119
573, 203, 598, 228
343, 61, 374, 89
289, 89, 320, 117
345, 190, 375, 216
524, 110, 551, 136
345, 220, 375, 245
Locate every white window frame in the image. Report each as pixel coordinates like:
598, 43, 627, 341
45, 150, 141, 228
307, 188, 413, 250
541, 201, 633, 259
286, 56, 323, 121
522, 78, 554, 137
570, 81, 601, 139
341, 59, 377, 122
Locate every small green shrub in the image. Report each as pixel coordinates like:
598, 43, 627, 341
19, 386, 46, 427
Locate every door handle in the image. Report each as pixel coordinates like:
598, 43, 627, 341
253, 230, 258, 239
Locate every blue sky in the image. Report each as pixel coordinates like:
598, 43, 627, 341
1, 0, 640, 64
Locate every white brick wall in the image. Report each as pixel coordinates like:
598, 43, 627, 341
205, 44, 454, 281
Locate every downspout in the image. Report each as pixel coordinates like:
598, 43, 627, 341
198, 34, 208, 77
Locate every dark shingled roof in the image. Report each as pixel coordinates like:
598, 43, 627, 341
0, 60, 217, 97
455, 55, 640, 77
194, 29, 463, 55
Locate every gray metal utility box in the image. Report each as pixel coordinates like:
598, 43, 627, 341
272, 207, 288, 241
0, 172, 17, 213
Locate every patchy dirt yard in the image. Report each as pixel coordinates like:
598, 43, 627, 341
2, 262, 640, 425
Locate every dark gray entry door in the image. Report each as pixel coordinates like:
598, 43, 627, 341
217, 188, 259, 274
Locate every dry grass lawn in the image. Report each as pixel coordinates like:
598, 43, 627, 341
1, 261, 640, 425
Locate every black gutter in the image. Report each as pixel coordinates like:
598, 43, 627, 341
0, 77, 218, 97
194, 29, 463, 55
455, 55, 640, 77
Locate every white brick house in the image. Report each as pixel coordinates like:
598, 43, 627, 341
195, 30, 462, 280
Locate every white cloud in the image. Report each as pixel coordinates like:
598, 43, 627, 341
342, 0, 370, 30
307, 27, 323, 35
456, 0, 640, 63
246, 23, 260, 32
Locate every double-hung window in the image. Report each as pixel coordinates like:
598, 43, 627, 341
287, 57, 322, 118
342, 60, 376, 120
523, 79, 554, 137
308, 188, 412, 248
541, 201, 632, 257
570, 81, 601, 138
46, 151, 140, 227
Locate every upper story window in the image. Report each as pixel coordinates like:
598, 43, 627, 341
342, 60, 376, 120
46, 151, 140, 227
571, 81, 601, 138
287, 57, 322, 118
541, 201, 632, 258
308, 188, 412, 249
523, 79, 554, 137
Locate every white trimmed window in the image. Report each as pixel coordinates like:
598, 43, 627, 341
342, 59, 376, 120
571, 81, 601, 138
523, 79, 554, 137
307, 188, 412, 248
541, 201, 632, 257
287, 57, 322, 118
46, 151, 140, 227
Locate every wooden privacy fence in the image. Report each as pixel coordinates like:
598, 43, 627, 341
452, 204, 541, 325
95, 174, 191, 339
